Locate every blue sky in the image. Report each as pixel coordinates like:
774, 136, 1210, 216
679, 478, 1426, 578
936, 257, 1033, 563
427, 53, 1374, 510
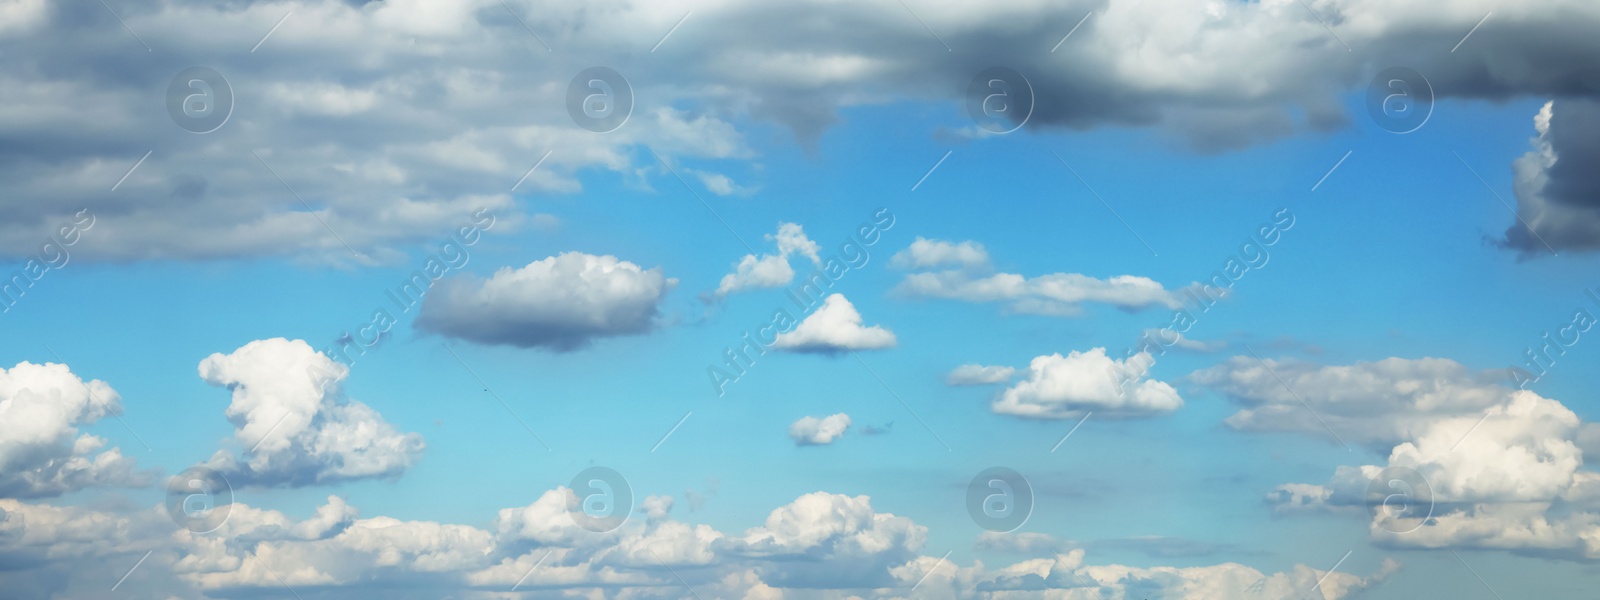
3, 0, 1600, 598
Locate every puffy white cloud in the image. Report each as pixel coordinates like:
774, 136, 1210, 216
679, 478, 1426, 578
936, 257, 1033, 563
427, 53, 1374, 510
416, 252, 677, 350
715, 222, 821, 297
788, 413, 851, 446
1256, 356, 1600, 560
0, 361, 147, 498
892, 238, 1185, 316
947, 364, 1016, 386
1193, 356, 1508, 448
0, 487, 1390, 599
891, 237, 989, 270
772, 294, 896, 353
994, 348, 1183, 420
197, 338, 424, 487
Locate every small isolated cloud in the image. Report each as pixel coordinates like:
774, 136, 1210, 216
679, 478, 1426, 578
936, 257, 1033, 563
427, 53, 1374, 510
773, 294, 896, 353
994, 348, 1183, 420
417, 252, 676, 351
892, 238, 1185, 315
890, 237, 989, 270
946, 364, 1016, 386
789, 413, 852, 446
691, 169, 758, 197
715, 222, 821, 297
0, 361, 149, 499
197, 338, 424, 487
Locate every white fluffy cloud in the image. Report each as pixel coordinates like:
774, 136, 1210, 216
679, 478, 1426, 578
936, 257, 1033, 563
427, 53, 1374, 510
788, 413, 851, 446
1252, 357, 1600, 561
892, 238, 1186, 316
0, 361, 147, 498
197, 338, 424, 487
772, 293, 896, 353
0, 486, 1393, 599
994, 348, 1183, 420
417, 252, 677, 350
715, 222, 821, 297
947, 364, 1016, 386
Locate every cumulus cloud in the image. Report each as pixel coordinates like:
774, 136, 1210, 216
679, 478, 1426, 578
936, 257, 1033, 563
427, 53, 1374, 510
1252, 356, 1600, 561
0, 485, 1392, 599
714, 222, 821, 297
772, 294, 896, 353
0, 361, 148, 498
892, 238, 1186, 316
1192, 356, 1508, 448
994, 348, 1183, 420
947, 364, 1016, 386
1502, 100, 1600, 254
788, 413, 851, 446
416, 252, 677, 350
197, 338, 424, 488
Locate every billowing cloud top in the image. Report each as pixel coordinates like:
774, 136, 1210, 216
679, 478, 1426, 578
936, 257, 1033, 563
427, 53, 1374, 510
198, 338, 423, 487
0, 361, 147, 498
